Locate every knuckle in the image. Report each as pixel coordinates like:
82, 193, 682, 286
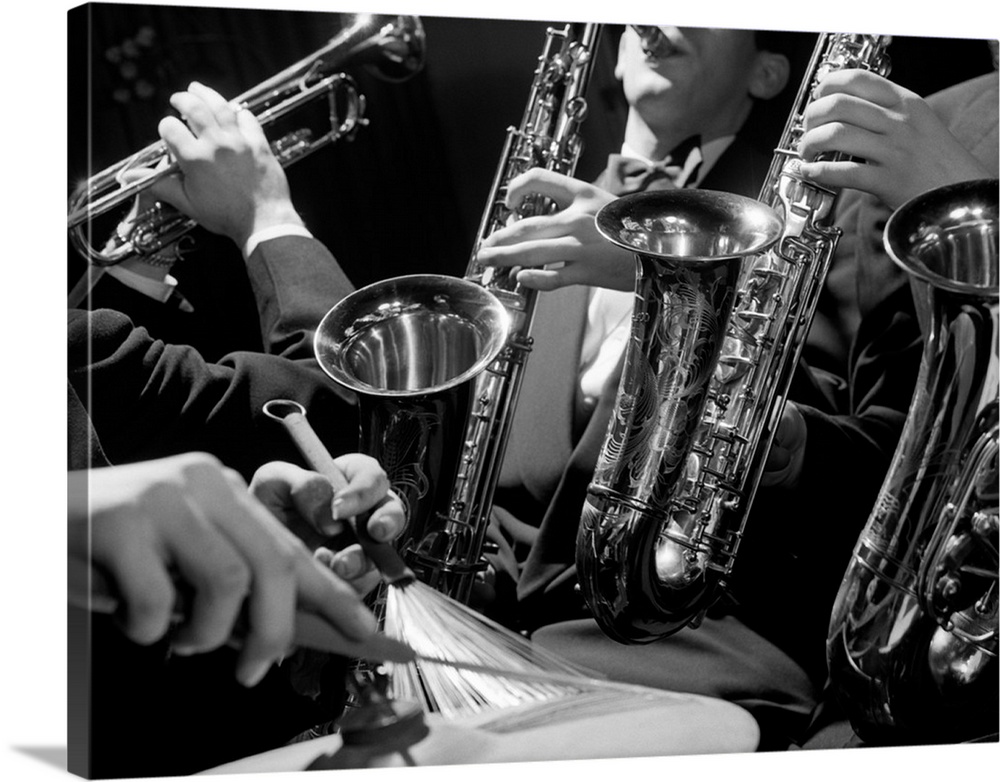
129, 590, 174, 626
206, 559, 252, 598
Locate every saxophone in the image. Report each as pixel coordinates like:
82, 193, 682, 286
316, 23, 601, 602
826, 178, 999, 745
576, 33, 892, 643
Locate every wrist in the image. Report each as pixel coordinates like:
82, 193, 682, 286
233, 200, 304, 250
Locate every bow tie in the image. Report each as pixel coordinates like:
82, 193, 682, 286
600, 136, 702, 196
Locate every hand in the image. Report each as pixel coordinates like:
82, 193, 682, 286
123, 81, 303, 249
248, 457, 406, 597
761, 401, 807, 491
68, 453, 380, 688
475, 169, 636, 292
798, 70, 990, 211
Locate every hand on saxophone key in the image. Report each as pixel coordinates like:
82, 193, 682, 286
761, 401, 808, 491
476, 168, 635, 292
797, 69, 992, 211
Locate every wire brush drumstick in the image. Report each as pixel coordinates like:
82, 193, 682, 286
265, 399, 619, 719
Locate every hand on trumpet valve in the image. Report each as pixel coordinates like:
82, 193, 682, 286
121, 81, 305, 250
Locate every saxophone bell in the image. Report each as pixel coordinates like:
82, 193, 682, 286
314, 274, 511, 593
577, 189, 784, 643
827, 178, 999, 744
573, 33, 893, 643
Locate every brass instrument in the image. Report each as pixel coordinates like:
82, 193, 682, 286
827, 178, 999, 745
576, 33, 892, 643
316, 23, 602, 602
68, 13, 425, 270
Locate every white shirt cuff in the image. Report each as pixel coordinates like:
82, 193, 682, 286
243, 224, 313, 258
105, 264, 179, 303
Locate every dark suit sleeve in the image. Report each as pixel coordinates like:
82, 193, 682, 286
245, 234, 353, 357
68, 236, 359, 478
732, 283, 922, 678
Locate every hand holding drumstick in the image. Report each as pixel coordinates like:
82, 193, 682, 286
69, 450, 409, 688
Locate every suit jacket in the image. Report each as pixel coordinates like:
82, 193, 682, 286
68, 235, 358, 778
492, 129, 924, 684
808, 70, 1000, 375
68, 235, 358, 479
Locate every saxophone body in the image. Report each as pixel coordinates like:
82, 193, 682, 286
576, 33, 892, 643
316, 23, 601, 602
826, 178, 999, 744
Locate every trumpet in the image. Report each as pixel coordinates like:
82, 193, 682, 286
67, 13, 425, 271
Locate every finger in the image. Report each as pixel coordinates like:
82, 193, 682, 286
169, 90, 218, 138
365, 490, 406, 543
798, 158, 879, 195
319, 545, 384, 597
477, 236, 582, 269
187, 81, 240, 129
320, 544, 368, 581
802, 92, 893, 137
182, 468, 301, 686
480, 212, 579, 249
516, 265, 592, 291
812, 68, 905, 107
248, 462, 341, 537
798, 121, 884, 165
291, 554, 379, 640
141, 168, 193, 216
329, 454, 390, 520
97, 530, 178, 645
157, 115, 198, 162
234, 105, 271, 152
504, 168, 589, 211
145, 487, 252, 655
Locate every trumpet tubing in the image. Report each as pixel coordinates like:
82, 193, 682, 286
827, 178, 999, 744
68, 14, 425, 268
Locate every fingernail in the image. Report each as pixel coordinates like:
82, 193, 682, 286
170, 643, 198, 657
319, 518, 345, 537
238, 659, 272, 688
354, 609, 378, 635
367, 518, 389, 541
334, 550, 365, 579
331, 495, 345, 521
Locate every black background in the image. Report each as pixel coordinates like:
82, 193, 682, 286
67, 3, 997, 359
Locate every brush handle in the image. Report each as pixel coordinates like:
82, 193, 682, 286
69, 558, 416, 663
264, 400, 416, 586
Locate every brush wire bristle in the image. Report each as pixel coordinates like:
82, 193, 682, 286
382, 581, 604, 720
